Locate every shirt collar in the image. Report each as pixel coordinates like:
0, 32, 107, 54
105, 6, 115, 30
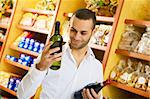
63, 43, 95, 58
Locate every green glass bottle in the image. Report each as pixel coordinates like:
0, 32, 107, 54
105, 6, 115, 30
50, 21, 63, 70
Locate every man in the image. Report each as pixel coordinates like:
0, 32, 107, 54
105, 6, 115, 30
17, 8, 103, 99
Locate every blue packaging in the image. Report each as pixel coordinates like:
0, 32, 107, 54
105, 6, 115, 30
33, 47, 38, 52
6, 55, 11, 60
18, 42, 25, 48
23, 43, 29, 49
10, 57, 17, 62
14, 79, 21, 92
30, 39, 34, 46
7, 77, 15, 91
25, 38, 30, 44
40, 43, 44, 48
38, 48, 43, 53
18, 58, 23, 64
20, 54, 26, 61
28, 44, 33, 51
22, 61, 28, 66
34, 42, 40, 48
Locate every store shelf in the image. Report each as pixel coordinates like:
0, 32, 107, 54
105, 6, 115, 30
0, 23, 8, 29
4, 58, 29, 71
23, 8, 55, 15
63, 12, 114, 22
110, 81, 150, 98
0, 38, 5, 42
125, 19, 150, 27
10, 45, 39, 57
89, 43, 106, 51
18, 25, 49, 34
96, 16, 114, 22
0, 85, 16, 96
115, 49, 150, 61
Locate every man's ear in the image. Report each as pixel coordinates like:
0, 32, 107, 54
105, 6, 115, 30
92, 28, 96, 36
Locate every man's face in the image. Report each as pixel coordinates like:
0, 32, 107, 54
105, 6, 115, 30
69, 16, 94, 49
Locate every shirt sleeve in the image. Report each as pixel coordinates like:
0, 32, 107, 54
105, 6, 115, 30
17, 54, 47, 99
96, 60, 104, 99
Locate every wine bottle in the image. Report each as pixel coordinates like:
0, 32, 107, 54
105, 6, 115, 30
74, 79, 110, 99
50, 21, 63, 70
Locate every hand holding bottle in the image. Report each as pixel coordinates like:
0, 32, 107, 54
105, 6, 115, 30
82, 88, 101, 99
74, 80, 110, 99
36, 41, 62, 71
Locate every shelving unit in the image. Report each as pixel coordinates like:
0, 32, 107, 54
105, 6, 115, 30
0, 0, 60, 97
0, 1, 18, 60
110, 81, 150, 98
0, 85, 16, 96
17, 25, 49, 34
10, 44, 39, 57
89, 43, 106, 51
125, 19, 150, 27
103, 0, 150, 97
23, 8, 55, 15
4, 58, 29, 71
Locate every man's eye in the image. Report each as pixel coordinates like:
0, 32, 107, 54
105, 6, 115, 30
70, 29, 76, 32
81, 32, 86, 35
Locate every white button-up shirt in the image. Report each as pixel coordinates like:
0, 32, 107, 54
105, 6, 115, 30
17, 44, 103, 99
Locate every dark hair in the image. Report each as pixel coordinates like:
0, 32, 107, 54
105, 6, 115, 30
73, 8, 96, 29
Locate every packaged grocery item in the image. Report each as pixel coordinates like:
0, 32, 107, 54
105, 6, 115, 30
19, 13, 37, 26
0, 71, 10, 88
134, 26, 150, 55
90, 24, 112, 46
33, 15, 48, 29
119, 24, 142, 51
35, 0, 56, 11
110, 59, 126, 81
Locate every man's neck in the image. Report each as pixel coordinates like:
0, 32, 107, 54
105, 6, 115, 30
71, 46, 88, 68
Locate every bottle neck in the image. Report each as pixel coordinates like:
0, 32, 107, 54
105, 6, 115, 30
55, 21, 60, 35
100, 79, 111, 87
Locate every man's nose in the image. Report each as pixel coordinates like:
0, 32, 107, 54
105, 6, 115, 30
74, 32, 80, 40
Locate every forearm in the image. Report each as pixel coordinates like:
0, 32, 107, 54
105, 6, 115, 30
17, 66, 47, 99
